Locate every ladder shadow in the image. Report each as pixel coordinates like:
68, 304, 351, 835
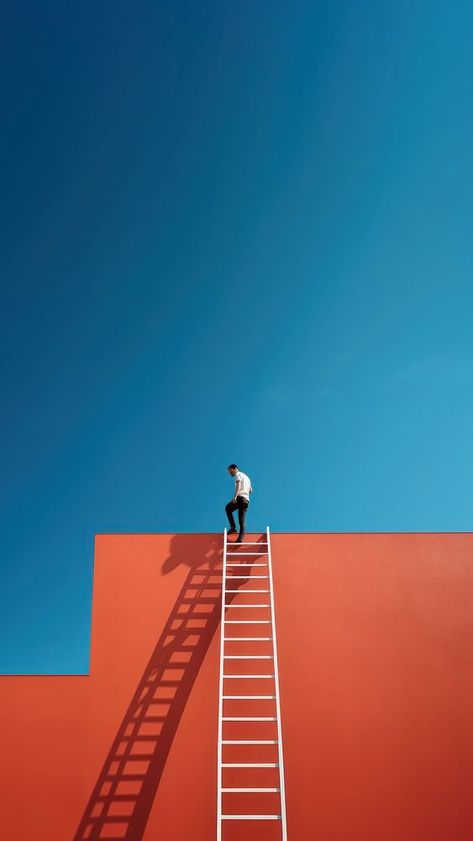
72, 536, 254, 841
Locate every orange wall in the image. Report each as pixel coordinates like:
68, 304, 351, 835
1, 533, 472, 840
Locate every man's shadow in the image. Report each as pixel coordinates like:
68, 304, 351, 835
73, 534, 249, 841
161, 533, 221, 575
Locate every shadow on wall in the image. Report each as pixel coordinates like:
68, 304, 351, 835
73, 535, 250, 841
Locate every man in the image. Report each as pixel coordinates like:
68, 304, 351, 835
225, 464, 253, 542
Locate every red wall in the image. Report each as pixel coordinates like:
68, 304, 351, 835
1, 533, 472, 840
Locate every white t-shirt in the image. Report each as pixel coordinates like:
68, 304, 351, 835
235, 471, 253, 501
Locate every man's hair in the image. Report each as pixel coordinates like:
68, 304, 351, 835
228, 463, 238, 470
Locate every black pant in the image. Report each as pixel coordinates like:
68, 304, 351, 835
225, 496, 249, 538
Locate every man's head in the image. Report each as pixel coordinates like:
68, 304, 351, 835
227, 463, 238, 476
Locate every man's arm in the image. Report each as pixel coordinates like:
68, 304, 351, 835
233, 476, 242, 502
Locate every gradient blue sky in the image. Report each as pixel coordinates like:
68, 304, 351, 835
2, 1, 473, 673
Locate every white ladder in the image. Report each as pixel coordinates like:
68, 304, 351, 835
217, 526, 288, 839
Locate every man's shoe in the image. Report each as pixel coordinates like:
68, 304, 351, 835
228, 528, 237, 535
236, 536, 243, 543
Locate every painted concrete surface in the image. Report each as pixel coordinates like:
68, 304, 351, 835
1, 532, 472, 840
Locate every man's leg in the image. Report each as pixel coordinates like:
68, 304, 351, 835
225, 501, 238, 532
237, 498, 248, 540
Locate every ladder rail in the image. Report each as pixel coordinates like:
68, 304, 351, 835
267, 525, 288, 841
216, 528, 228, 841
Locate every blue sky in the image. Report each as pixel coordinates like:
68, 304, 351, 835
1, 1, 472, 673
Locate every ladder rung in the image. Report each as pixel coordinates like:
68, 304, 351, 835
222, 717, 277, 721
222, 763, 279, 768
221, 740, 278, 745
225, 589, 269, 593
225, 575, 268, 579
221, 814, 280, 820
223, 695, 276, 699
222, 787, 279, 793
225, 604, 270, 608
224, 637, 272, 641
226, 563, 268, 567
223, 675, 274, 679
225, 620, 271, 624
224, 655, 273, 660
222, 788, 281, 794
